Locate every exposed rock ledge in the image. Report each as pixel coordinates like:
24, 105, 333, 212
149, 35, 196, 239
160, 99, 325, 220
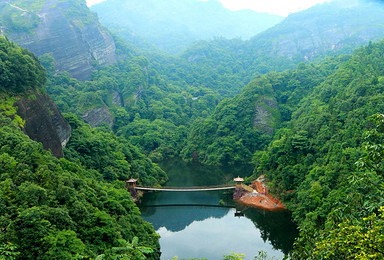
16, 91, 71, 158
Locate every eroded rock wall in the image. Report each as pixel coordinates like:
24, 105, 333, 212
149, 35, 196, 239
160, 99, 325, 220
4, 0, 116, 80
16, 91, 71, 158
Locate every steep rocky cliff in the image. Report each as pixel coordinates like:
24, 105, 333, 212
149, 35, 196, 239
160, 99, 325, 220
0, 36, 71, 158
0, 0, 116, 80
15, 91, 71, 158
247, 0, 384, 60
253, 96, 279, 134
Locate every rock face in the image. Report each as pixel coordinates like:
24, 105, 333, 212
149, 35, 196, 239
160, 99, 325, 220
2, 0, 116, 80
253, 96, 279, 134
249, 0, 384, 60
82, 106, 113, 127
16, 91, 71, 158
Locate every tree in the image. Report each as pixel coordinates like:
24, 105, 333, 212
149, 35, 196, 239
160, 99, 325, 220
0, 242, 20, 260
97, 237, 154, 260
356, 113, 384, 175
311, 207, 384, 259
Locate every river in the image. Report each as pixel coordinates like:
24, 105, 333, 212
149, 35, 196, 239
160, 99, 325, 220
139, 158, 298, 260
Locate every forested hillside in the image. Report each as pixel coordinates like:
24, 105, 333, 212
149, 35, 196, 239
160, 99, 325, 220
181, 55, 350, 165
2, 0, 384, 258
188, 39, 384, 258
257, 41, 384, 258
91, 0, 283, 54
180, 0, 384, 86
0, 37, 163, 259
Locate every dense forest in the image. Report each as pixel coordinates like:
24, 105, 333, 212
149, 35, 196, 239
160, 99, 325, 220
0, 37, 163, 259
1, 0, 384, 259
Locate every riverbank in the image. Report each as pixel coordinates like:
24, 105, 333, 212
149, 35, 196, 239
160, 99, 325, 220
237, 175, 286, 210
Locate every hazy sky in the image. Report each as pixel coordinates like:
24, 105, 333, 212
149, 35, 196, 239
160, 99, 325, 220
86, 0, 331, 17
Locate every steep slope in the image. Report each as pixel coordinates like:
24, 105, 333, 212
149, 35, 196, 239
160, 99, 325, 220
0, 113, 161, 259
0, 37, 165, 259
91, 0, 283, 54
181, 0, 384, 88
257, 40, 384, 259
246, 0, 384, 60
0, 0, 116, 80
15, 91, 71, 158
0, 37, 70, 158
181, 55, 348, 165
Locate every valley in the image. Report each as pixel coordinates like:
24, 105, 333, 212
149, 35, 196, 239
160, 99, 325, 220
1, 0, 384, 259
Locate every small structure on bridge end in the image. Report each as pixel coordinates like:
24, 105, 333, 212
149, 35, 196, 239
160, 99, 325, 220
233, 176, 244, 187
126, 178, 138, 189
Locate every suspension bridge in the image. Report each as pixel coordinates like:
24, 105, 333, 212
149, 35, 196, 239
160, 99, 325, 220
134, 185, 236, 192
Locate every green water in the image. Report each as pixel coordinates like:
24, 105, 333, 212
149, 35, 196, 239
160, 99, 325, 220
139, 158, 298, 260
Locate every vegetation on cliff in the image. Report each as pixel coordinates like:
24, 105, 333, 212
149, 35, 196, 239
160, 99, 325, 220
0, 36, 162, 259
2, 0, 384, 258
0, 37, 45, 93
0, 114, 160, 259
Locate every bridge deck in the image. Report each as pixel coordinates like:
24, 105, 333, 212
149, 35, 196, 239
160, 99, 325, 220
136, 186, 235, 192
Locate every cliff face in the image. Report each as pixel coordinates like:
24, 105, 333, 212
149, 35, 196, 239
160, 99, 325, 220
2, 0, 116, 80
248, 0, 384, 60
253, 96, 279, 134
82, 106, 113, 128
16, 91, 71, 158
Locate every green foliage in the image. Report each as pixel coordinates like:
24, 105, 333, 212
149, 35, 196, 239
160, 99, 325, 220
222, 252, 246, 260
0, 242, 20, 260
356, 113, 384, 174
0, 37, 46, 93
8, 0, 46, 12
45, 48, 222, 161
64, 0, 98, 28
0, 96, 24, 127
0, 113, 160, 259
64, 114, 167, 185
97, 237, 154, 260
0, 3, 41, 33
311, 207, 384, 259
181, 56, 345, 165
253, 250, 279, 260
314, 207, 384, 259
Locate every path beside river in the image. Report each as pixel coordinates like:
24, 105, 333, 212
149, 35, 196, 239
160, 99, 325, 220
237, 175, 286, 210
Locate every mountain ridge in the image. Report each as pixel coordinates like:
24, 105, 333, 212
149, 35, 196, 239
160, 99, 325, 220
91, 0, 283, 54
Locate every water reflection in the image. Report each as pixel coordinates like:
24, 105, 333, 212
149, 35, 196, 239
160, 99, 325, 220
139, 158, 298, 259
243, 208, 298, 255
158, 157, 254, 187
140, 190, 235, 232
141, 205, 230, 232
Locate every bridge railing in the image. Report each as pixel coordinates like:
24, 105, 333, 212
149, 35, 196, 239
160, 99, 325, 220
137, 184, 235, 190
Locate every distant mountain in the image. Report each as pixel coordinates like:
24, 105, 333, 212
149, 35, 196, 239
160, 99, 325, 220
91, 0, 283, 54
245, 0, 384, 60
0, 0, 116, 80
180, 0, 384, 91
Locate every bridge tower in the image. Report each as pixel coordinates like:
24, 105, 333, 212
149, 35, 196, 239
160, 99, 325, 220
126, 178, 138, 189
233, 176, 244, 187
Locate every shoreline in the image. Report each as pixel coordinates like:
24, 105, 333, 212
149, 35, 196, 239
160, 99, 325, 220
235, 175, 286, 211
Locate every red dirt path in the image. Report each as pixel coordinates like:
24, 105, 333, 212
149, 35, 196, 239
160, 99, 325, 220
237, 175, 286, 210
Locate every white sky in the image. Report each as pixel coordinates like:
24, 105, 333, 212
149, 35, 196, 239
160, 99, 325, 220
86, 0, 331, 17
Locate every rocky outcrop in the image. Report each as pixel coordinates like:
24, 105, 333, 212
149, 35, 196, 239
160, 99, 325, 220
249, 0, 384, 60
253, 96, 279, 134
82, 106, 113, 127
15, 91, 71, 158
112, 91, 123, 107
2, 0, 116, 80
